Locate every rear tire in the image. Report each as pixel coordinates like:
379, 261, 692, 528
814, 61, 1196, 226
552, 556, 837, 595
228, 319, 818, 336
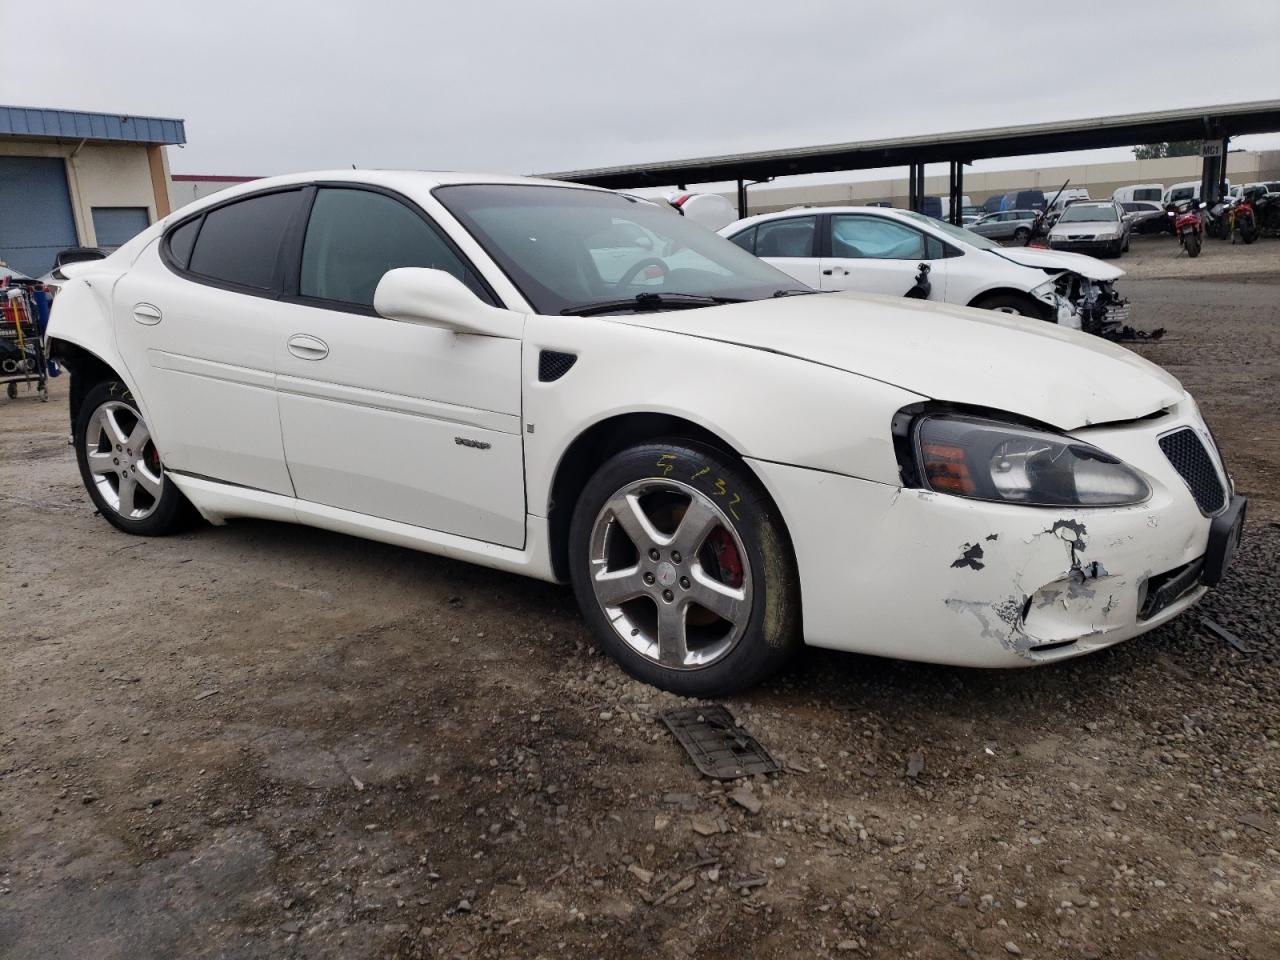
568, 441, 800, 696
1012, 226, 1031, 243
74, 380, 194, 536
1184, 233, 1202, 258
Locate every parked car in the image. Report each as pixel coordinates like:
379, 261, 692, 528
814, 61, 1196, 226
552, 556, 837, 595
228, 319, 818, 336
1164, 181, 1201, 205
966, 209, 1041, 241
46, 171, 1244, 696
1047, 200, 1131, 257
1112, 184, 1165, 205
1119, 200, 1167, 234
720, 206, 1128, 330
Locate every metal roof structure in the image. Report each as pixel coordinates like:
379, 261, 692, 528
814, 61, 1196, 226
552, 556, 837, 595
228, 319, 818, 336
0, 105, 186, 146
540, 99, 1280, 188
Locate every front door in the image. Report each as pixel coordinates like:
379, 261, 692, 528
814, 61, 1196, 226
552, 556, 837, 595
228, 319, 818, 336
274, 186, 526, 548
818, 214, 947, 300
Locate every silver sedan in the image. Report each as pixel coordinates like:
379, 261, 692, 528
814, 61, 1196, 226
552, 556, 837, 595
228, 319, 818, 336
966, 209, 1041, 241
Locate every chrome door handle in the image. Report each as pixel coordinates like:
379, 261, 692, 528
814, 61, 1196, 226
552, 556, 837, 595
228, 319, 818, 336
132, 303, 162, 325
287, 334, 329, 360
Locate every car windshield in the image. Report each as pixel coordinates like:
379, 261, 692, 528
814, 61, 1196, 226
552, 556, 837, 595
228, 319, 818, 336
1059, 204, 1117, 223
433, 184, 803, 315
896, 208, 1002, 250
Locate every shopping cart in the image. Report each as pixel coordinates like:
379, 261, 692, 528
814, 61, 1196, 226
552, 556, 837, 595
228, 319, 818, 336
1, 282, 49, 401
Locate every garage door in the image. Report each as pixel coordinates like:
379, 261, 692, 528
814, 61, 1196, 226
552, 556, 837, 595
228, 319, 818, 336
92, 206, 151, 249
0, 156, 78, 277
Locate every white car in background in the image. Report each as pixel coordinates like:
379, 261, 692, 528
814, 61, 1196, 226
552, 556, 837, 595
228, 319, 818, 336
1047, 200, 1131, 258
46, 171, 1243, 696
719, 206, 1129, 331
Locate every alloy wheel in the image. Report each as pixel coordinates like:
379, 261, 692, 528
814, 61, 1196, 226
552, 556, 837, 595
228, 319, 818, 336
587, 478, 751, 670
84, 400, 165, 521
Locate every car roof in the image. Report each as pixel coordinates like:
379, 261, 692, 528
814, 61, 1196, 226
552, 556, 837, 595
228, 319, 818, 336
163, 169, 607, 221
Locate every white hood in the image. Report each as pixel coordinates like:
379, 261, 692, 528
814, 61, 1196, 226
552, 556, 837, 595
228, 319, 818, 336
623, 292, 1181, 431
990, 246, 1124, 281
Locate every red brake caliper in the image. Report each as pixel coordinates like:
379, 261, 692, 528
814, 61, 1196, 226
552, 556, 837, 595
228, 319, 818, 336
708, 528, 744, 589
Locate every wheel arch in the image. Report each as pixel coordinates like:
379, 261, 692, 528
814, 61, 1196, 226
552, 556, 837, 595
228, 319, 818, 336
47, 338, 136, 429
545, 412, 793, 583
966, 286, 1050, 318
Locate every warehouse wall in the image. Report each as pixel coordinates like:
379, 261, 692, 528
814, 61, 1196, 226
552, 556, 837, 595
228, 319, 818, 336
0, 139, 164, 255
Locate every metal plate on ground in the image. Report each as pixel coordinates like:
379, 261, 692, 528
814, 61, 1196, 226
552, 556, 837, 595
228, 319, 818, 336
660, 704, 780, 780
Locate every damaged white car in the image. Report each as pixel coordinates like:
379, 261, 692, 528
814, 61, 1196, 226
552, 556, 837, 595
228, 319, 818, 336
47, 172, 1245, 697
720, 206, 1131, 336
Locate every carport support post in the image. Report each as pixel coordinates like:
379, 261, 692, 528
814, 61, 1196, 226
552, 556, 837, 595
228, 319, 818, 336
948, 161, 964, 225
736, 179, 747, 219
907, 163, 919, 213
1199, 134, 1230, 204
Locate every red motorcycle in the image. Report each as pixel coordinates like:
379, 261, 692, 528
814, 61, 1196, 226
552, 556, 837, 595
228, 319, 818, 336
1169, 198, 1205, 257
1229, 190, 1260, 244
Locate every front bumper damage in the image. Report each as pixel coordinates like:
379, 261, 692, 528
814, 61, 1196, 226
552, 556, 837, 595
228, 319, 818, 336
747, 402, 1234, 669
1031, 274, 1130, 336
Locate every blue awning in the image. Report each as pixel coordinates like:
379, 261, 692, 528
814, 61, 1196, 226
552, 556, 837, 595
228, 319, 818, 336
0, 105, 185, 146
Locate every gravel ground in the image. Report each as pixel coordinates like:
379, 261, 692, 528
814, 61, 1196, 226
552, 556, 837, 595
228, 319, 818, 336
2, 250, 1278, 960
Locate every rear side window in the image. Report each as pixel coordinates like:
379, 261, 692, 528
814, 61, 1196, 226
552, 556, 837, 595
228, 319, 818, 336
187, 190, 303, 290
727, 226, 756, 254
754, 216, 816, 258
300, 188, 490, 307
166, 217, 201, 269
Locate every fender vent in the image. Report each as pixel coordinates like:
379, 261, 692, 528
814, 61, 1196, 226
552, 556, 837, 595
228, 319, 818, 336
538, 350, 577, 382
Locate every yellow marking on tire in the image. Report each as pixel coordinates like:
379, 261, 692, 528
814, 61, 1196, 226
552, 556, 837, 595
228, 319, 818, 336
691, 466, 710, 480
727, 492, 741, 520
713, 478, 727, 497
656, 453, 677, 476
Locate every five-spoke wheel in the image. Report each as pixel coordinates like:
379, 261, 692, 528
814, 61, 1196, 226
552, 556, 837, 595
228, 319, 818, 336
74, 381, 192, 535
569, 441, 799, 696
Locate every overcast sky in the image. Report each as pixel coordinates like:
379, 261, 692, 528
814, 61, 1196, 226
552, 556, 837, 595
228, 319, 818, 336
3, 0, 1278, 186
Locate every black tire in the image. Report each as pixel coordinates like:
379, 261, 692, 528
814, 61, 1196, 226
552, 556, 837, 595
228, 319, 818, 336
1012, 226, 1031, 243
973, 292, 1050, 320
568, 441, 800, 696
1122, 234, 1130, 253
74, 380, 194, 536
1185, 233, 1201, 258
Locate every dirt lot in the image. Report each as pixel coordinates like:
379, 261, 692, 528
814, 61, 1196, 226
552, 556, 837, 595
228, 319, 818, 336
2, 234, 1279, 960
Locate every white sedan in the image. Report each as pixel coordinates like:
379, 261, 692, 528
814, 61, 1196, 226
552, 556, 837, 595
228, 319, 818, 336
719, 206, 1130, 333
47, 171, 1245, 696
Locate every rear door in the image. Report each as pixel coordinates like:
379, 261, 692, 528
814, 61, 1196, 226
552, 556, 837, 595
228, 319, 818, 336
818, 213, 946, 299
272, 185, 526, 547
113, 188, 305, 495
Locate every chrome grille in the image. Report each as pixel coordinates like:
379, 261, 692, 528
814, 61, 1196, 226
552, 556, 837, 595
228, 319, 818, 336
1158, 428, 1226, 515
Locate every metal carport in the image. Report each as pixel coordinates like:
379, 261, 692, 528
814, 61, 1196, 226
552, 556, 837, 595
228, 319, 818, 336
539, 99, 1280, 223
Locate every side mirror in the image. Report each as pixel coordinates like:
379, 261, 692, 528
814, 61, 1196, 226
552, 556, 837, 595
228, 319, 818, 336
374, 268, 522, 338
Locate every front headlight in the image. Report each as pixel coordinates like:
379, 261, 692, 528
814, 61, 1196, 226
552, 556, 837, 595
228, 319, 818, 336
913, 415, 1150, 507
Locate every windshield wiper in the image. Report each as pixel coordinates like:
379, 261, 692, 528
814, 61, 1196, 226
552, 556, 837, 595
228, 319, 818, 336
560, 292, 742, 316
772, 288, 822, 297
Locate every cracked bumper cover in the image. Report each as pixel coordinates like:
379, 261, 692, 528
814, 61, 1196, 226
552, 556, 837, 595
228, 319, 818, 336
746, 404, 1224, 668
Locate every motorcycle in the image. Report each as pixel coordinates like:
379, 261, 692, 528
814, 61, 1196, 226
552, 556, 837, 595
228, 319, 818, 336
1229, 190, 1260, 244
1204, 197, 1229, 240
1169, 199, 1206, 258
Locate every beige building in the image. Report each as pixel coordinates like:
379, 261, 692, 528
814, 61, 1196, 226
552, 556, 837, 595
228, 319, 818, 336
730, 150, 1280, 215
0, 105, 182, 277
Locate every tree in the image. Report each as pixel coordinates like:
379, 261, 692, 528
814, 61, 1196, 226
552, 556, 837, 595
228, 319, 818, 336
1133, 141, 1202, 160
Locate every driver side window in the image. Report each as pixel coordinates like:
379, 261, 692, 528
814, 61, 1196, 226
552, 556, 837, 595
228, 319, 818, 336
830, 215, 925, 260
299, 188, 492, 308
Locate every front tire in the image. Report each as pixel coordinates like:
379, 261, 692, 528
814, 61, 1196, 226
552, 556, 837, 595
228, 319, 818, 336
568, 441, 800, 696
1012, 226, 1031, 243
74, 380, 193, 536
973, 293, 1049, 320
